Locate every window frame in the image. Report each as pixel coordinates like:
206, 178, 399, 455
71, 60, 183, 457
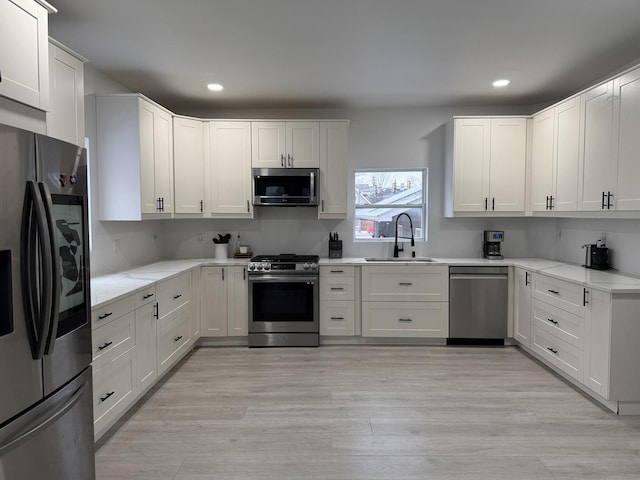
353, 168, 428, 243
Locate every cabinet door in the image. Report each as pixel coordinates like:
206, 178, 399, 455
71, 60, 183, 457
47, 41, 85, 146
135, 301, 157, 393
227, 267, 248, 336
489, 117, 527, 212
583, 289, 611, 398
139, 100, 157, 214
285, 121, 319, 168
554, 97, 581, 211
251, 121, 286, 167
453, 118, 491, 212
318, 121, 348, 218
530, 110, 555, 212
0, 0, 49, 109
209, 121, 253, 217
580, 81, 616, 211
513, 268, 532, 347
153, 106, 174, 214
615, 68, 640, 211
200, 267, 228, 336
191, 268, 201, 341
173, 117, 204, 214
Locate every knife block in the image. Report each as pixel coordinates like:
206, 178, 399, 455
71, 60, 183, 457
329, 240, 343, 258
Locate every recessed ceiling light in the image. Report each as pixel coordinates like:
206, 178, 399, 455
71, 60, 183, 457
207, 83, 224, 92
493, 79, 511, 88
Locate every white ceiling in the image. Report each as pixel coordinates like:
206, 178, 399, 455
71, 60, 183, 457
48, 0, 640, 111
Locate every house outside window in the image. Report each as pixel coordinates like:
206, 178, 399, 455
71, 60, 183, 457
354, 169, 427, 241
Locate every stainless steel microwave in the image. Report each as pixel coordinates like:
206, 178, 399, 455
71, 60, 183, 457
252, 168, 319, 206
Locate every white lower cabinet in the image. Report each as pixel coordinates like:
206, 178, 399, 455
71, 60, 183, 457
320, 266, 357, 336
513, 268, 532, 347
135, 300, 157, 394
531, 323, 583, 382
157, 305, 191, 375
200, 266, 248, 337
361, 265, 448, 338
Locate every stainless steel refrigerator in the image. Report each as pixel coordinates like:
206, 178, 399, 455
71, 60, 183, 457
0, 124, 95, 479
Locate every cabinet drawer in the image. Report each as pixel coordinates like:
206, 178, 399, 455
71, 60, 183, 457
320, 301, 355, 336
362, 301, 448, 338
531, 324, 583, 382
91, 294, 134, 329
533, 274, 585, 316
93, 349, 136, 435
157, 306, 191, 374
362, 266, 448, 302
92, 312, 135, 369
133, 285, 157, 309
320, 275, 355, 301
532, 299, 583, 349
320, 266, 355, 277
157, 272, 191, 317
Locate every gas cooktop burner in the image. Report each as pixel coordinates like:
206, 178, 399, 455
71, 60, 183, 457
248, 254, 319, 273
250, 254, 319, 263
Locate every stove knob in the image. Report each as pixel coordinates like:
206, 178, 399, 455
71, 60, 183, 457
303, 263, 310, 270
310, 263, 318, 270
257, 264, 263, 270
248, 264, 254, 271
264, 263, 271, 271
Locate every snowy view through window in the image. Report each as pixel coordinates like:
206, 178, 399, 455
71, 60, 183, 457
354, 170, 426, 240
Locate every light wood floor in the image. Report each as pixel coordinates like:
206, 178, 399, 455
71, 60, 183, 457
95, 346, 640, 480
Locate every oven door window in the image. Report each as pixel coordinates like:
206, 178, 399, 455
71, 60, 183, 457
51, 194, 88, 338
252, 281, 314, 323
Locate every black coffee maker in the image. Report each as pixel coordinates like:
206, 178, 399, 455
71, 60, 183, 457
483, 230, 504, 260
582, 241, 610, 270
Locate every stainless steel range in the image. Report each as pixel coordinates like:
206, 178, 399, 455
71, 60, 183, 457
248, 254, 319, 347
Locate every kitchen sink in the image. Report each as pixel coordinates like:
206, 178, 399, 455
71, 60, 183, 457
364, 257, 438, 263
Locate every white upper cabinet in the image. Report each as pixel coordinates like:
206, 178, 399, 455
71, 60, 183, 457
579, 81, 617, 211
207, 121, 253, 218
614, 67, 640, 211
318, 121, 349, 219
173, 116, 205, 215
96, 94, 174, 220
447, 117, 527, 216
46, 39, 85, 146
530, 97, 581, 213
0, 0, 52, 110
252, 121, 319, 168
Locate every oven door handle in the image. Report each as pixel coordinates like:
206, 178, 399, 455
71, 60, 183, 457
248, 275, 318, 283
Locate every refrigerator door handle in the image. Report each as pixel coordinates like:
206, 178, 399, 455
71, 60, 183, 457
0, 381, 87, 456
38, 182, 61, 355
21, 181, 53, 360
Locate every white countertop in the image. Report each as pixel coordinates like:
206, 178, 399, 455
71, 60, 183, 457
92, 256, 640, 309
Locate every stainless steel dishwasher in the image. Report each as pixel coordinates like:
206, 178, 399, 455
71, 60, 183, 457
448, 266, 508, 345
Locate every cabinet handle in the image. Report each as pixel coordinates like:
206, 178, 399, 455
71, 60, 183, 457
243, 267, 246, 280
330, 287, 344, 291
142, 293, 154, 299
153, 302, 159, 319
321, 200, 325, 212
330, 270, 344, 273
100, 391, 115, 402
157, 197, 161, 211
550, 195, 554, 209
546, 318, 558, 325
247, 200, 250, 212
607, 191, 613, 209
98, 312, 113, 320
173, 294, 182, 300
398, 318, 413, 322
281, 154, 285, 167
492, 197, 495, 211
399, 282, 413, 286
222, 268, 225, 281
485, 197, 488, 211
200, 200, 203, 212
288, 154, 292, 167
602, 191, 606, 209
546, 196, 550, 210
330, 316, 344, 321
546, 347, 558, 355
0, 69, 2, 83
98, 341, 113, 351
174, 335, 183, 342
547, 289, 559, 295
525, 272, 530, 286
583, 288, 589, 306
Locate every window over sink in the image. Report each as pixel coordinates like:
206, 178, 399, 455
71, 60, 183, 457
354, 169, 427, 241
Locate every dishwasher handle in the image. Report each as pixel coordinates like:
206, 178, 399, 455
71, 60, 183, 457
450, 274, 508, 281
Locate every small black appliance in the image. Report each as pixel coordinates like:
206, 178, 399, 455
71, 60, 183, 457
483, 230, 504, 260
582, 241, 610, 270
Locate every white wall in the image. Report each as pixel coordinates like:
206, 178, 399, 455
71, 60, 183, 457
161, 105, 559, 260
84, 65, 163, 276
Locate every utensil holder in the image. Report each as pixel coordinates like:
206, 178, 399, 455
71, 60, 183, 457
214, 244, 228, 259
329, 240, 343, 258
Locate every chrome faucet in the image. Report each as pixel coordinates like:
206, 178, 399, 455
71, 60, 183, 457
393, 212, 415, 257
